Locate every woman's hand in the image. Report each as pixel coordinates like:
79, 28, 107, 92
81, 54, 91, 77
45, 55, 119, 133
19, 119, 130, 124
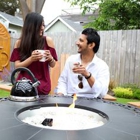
44, 50, 53, 62
31, 50, 55, 67
31, 50, 43, 62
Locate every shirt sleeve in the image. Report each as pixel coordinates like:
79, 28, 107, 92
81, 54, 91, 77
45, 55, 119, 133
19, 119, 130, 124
10, 48, 20, 62
56, 58, 70, 95
91, 64, 110, 98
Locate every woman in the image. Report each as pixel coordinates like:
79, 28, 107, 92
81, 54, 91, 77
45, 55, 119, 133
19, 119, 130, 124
10, 12, 58, 95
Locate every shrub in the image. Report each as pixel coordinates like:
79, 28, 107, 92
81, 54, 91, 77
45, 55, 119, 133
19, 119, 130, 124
108, 79, 116, 96
133, 89, 140, 99
122, 83, 139, 89
108, 79, 116, 91
113, 87, 133, 99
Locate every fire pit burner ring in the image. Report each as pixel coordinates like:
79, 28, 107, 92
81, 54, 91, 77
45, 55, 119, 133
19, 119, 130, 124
17, 105, 108, 130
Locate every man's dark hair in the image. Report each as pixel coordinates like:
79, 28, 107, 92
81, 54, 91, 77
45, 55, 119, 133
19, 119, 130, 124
82, 28, 100, 53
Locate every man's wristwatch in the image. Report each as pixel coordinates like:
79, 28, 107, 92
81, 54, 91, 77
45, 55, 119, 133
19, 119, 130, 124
85, 72, 92, 79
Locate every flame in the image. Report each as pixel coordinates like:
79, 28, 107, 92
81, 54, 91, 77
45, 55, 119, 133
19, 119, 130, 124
69, 94, 77, 108
55, 94, 77, 108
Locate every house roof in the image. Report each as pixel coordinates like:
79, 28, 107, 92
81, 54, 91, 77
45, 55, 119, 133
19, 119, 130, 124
0, 11, 23, 27
45, 16, 83, 32
60, 9, 99, 26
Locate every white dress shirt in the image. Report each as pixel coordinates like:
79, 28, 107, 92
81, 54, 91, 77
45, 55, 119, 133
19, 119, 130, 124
56, 54, 110, 98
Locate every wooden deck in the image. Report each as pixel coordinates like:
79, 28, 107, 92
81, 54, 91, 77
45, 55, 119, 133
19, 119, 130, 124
0, 84, 12, 92
127, 102, 140, 108
103, 94, 116, 101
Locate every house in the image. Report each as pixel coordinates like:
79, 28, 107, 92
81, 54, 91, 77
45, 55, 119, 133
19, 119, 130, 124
0, 11, 23, 34
45, 16, 83, 33
60, 13, 97, 26
44, 7, 99, 33
60, 7, 99, 26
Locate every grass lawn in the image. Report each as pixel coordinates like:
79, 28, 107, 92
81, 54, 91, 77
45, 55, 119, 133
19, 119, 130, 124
0, 89, 10, 97
116, 98, 140, 104
0, 89, 140, 104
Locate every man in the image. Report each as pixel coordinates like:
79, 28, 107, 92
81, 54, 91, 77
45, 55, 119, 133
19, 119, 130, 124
56, 28, 110, 98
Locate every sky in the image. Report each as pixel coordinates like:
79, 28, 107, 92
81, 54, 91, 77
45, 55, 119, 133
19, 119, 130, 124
41, 0, 71, 24
41, 0, 99, 25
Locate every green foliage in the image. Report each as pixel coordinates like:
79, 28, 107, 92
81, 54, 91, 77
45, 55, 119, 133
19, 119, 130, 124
122, 83, 139, 89
133, 89, 140, 100
64, 0, 98, 14
121, 83, 140, 99
113, 87, 133, 99
94, 0, 140, 30
113, 84, 140, 99
0, 0, 20, 16
65, 0, 140, 30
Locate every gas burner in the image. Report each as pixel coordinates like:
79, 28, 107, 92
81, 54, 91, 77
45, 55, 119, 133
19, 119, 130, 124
17, 105, 108, 130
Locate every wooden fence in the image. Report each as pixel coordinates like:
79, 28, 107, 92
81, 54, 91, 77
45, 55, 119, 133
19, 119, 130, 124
10, 30, 140, 87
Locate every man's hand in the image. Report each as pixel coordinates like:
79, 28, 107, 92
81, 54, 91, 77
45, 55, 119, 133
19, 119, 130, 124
72, 64, 89, 77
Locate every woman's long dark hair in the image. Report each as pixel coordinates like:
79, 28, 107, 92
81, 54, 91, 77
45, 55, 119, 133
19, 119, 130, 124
19, 12, 45, 61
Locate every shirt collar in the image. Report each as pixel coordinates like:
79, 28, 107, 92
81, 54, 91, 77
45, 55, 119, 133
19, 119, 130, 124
78, 54, 98, 65
91, 54, 98, 64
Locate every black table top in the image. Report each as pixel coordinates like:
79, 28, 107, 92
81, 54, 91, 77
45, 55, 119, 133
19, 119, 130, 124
0, 96, 140, 140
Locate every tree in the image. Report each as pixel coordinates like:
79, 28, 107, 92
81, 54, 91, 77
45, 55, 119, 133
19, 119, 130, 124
0, 0, 20, 16
65, 0, 140, 30
65, 0, 99, 14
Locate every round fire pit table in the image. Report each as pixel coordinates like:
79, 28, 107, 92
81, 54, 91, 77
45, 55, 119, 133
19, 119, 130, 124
0, 95, 139, 140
